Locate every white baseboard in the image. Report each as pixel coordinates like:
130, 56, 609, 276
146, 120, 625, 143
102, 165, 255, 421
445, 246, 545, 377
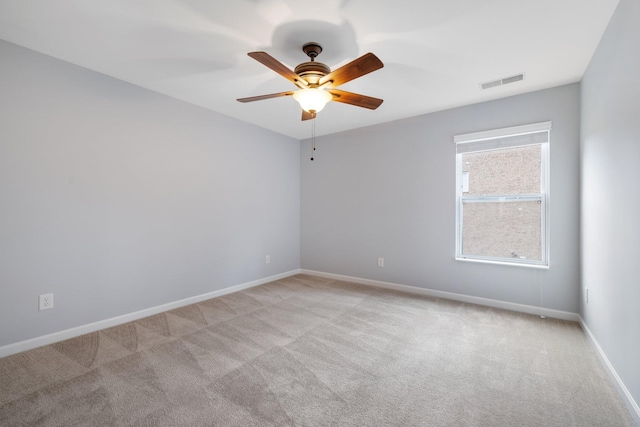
300, 269, 580, 322
0, 269, 301, 358
579, 316, 640, 424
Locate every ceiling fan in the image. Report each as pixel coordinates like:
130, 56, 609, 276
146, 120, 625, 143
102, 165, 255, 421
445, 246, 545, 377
237, 42, 384, 120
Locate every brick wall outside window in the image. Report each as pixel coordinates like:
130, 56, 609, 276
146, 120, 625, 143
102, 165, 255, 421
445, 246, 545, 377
461, 145, 542, 261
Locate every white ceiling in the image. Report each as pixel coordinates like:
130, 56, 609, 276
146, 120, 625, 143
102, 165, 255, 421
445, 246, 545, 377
0, 0, 619, 140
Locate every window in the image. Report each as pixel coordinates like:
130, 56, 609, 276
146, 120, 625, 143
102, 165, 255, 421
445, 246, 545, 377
455, 122, 550, 267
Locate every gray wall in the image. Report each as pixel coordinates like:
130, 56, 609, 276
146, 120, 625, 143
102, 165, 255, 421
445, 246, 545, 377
0, 40, 300, 347
301, 84, 581, 313
581, 0, 640, 416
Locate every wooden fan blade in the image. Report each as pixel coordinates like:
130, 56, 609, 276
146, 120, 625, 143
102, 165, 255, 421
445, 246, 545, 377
237, 91, 294, 103
301, 110, 316, 121
328, 89, 383, 110
247, 52, 307, 88
319, 53, 383, 88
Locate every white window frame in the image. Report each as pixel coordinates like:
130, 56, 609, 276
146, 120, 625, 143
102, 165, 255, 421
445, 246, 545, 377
454, 122, 551, 268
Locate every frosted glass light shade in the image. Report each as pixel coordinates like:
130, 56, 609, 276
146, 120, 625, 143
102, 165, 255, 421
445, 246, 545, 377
293, 88, 332, 113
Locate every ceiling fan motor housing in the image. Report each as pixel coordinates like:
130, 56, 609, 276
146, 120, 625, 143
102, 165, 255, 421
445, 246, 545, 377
295, 61, 330, 85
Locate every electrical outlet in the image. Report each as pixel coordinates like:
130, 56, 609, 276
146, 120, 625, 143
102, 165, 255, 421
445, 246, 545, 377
265, 255, 271, 264
377, 257, 384, 267
39, 293, 54, 311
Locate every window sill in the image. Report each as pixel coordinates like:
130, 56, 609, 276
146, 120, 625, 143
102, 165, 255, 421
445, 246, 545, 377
455, 257, 549, 269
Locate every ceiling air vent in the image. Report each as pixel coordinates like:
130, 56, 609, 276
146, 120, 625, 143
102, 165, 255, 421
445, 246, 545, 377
481, 73, 524, 90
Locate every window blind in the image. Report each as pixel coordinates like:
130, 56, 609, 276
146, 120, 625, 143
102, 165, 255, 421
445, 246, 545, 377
454, 121, 551, 154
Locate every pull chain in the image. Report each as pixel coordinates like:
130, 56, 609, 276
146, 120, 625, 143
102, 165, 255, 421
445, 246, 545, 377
310, 116, 316, 161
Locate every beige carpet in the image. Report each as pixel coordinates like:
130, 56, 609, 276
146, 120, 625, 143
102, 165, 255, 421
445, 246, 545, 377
0, 274, 635, 426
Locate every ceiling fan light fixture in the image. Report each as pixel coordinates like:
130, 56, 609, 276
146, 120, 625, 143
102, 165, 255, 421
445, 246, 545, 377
293, 88, 332, 113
